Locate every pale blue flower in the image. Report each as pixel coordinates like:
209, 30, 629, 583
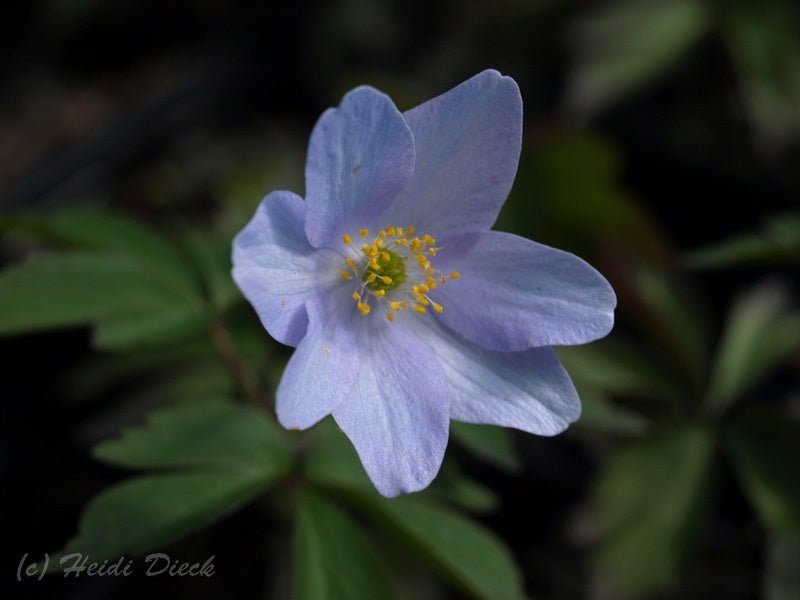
232, 70, 616, 497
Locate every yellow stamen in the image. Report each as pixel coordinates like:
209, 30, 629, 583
342, 223, 460, 319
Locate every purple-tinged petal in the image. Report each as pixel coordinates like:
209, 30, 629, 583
332, 319, 450, 497
409, 318, 580, 435
276, 289, 361, 429
304, 86, 415, 248
433, 231, 616, 351
233, 191, 322, 347
381, 69, 522, 237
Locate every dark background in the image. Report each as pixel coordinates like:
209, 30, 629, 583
2, 1, 798, 598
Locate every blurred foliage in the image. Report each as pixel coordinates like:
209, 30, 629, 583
726, 412, 800, 534
563, 0, 800, 152
53, 400, 290, 563
722, 1, 800, 150
590, 424, 714, 597
706, 284, 800, 411
685, 212, 800, 269
294, 491, 395, 600
563, 0, 712, 118
766, 534, 800, 600
497, 130, 670, 264
303, 424, 525, 600
0, 209, 207, 349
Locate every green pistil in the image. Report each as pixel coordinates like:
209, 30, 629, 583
364, 249, 406, 292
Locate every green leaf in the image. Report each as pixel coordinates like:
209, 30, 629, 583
63, 314, 271, 403
0, 253, 202, 338
633, 267, 710, 391
428, 463, 499, 514
726, 412, 800, 534
765, 534, 800, 600
181, 231, 241, 314
706, 284, 800, 412
592, 423, 714, 598
132, 361, 237, 403
304, 424, 523, 598
573, 386, 650, 437
61, 342, 232, 406
497, 133, 668, 263
54, 401, 290, 565
2, 207, 197, 293
303, 420, 374, 493
557, 339, 683, 402
55, 470, 269, 563
93, 400, 290, 474
685, 213, 800, 269
0, 209, 218, 348
723, 1, 800, 148
92, 310, 210, 350
74, 367, 237, 443
564, 0, 711, 116
358, 496, 526, 600
449, 422, 521, 473
304, 424, 498, 513
295, 491, 396, 600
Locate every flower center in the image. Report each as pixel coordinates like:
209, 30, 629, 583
340, 226, 460, 321
364, 248, 406, 292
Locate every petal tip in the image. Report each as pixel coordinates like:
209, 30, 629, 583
372, 468, 440, 498
341, 84, 390, 105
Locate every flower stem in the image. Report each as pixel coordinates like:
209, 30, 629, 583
209, 319, 264, 412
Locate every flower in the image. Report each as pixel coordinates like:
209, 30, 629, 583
232, 70, 616, 497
